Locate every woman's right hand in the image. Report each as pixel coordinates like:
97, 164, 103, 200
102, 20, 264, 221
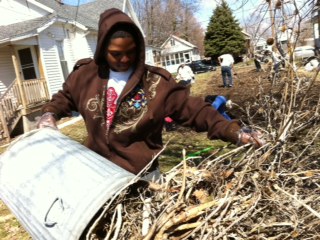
238, 127, 265, 148
37, 112, 58, 129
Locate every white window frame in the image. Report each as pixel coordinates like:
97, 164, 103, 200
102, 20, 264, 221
15, 45, 40, 80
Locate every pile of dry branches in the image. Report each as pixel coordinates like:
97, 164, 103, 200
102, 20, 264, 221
82, 69, 320, 240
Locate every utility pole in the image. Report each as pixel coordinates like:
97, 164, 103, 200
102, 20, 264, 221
317, 0, 320, 49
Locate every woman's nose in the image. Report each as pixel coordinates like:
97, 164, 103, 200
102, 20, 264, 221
120, 54, 130, 62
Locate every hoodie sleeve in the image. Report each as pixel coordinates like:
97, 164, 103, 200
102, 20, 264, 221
41, 59, 93, 119
164, 77, 241, 144
41, 77, 77, 120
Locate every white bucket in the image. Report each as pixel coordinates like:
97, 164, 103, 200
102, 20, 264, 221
0, 128, 135, 240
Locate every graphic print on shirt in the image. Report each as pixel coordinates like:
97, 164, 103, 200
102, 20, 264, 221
106, 87, 118, 132
113, 72, 161, 134
86, 94, 104, 125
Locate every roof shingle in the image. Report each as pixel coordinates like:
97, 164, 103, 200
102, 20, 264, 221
0, 0, 124, 43
0, 14, 56, 43
36, 0, 124, 29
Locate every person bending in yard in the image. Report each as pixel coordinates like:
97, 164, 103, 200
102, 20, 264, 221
265, 49, 282, 80
176, 63, 195, 86
37, 8, 264, 180
253, 52, 264, 72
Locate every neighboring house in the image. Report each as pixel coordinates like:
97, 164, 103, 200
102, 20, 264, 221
253, 37, 272, 53
242, 30, 251, 55
0, 0, 143, 141
146, 45, 162, 67
278, 28, 298, 53
312, 3, 320, 49
160, 35, 201, 73
253, 37, 267, 51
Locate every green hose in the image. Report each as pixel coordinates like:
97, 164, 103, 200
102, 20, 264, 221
187, 146, 214, 157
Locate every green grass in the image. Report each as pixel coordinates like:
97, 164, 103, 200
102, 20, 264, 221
0, 201, 31, 240
160, 126, 231, 172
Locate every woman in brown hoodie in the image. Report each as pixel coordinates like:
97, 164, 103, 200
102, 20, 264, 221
38, 8, 263, 176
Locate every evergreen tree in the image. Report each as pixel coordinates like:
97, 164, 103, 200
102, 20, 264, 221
204, 0, 246, 60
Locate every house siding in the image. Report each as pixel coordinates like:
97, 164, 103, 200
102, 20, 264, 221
14, 37, 38, 46
0, 0, 48, 26
49, 23, 77, 74
0, 46, 16, 95
86, 33, 97, 58
38, 32, 64, 96
62, 37, 76, 74
145, 46, 155, 66
68, 29, 91, 61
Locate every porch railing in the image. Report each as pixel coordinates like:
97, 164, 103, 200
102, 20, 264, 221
0, 78, 50, 141
22, 78, 50, 105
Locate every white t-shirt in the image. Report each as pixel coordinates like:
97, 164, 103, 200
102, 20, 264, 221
271, 51, 282, 64
305, 59, 319, 71
105, 68, 133, 129
108, 68, 133, 96
177, 65, 194, 81
219, 54, 234, 67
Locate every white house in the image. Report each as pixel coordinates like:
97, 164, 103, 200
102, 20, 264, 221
253, 37, 272, 53
0, 0, 145, 140
0, 0, 145, 96
160, 35, 201, 73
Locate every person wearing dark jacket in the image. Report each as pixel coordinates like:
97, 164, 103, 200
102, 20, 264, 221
37, 8, 264, 178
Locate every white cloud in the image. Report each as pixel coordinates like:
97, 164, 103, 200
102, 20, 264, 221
199, 0, 217, 9
196, 1, 217, 29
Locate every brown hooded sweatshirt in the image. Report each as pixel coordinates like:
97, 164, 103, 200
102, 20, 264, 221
42, 8, 241, 174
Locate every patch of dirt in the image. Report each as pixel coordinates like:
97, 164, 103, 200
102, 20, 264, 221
193, 65, 320, 122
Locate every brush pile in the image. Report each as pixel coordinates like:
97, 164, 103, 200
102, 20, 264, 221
82, 69, 320, 240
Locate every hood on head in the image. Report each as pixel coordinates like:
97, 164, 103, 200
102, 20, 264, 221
94, 8, 145, 67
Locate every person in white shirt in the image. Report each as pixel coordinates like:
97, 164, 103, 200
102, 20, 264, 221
218, 54, 235, 88
265, 50, 282, 80
176, 63, 195, 86
305, 58, 319, 71
270, 50, 282, 73
254, 52, 264, 72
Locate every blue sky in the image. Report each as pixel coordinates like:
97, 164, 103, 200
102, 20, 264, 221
62, 0, 94, 6
195, 1, 217, 29
196, 0, 261, 29
61, 0, 215, 28
62, 0, 255, 28
62, 0, 305, 30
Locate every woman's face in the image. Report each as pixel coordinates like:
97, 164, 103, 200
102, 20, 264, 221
106, 37, 137, 72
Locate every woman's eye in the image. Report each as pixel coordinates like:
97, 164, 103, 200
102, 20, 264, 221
110, 52, 122, 58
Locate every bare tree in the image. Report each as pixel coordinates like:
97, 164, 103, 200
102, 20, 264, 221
240, 0, 317, 56
131, 0, 204, 54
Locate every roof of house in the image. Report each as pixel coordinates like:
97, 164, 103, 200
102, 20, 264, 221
161, 35, 197, 49
36, 0, 124, 30
0, 0, 125, 44
241, 30, 251, 39
0, 14, 56, 44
